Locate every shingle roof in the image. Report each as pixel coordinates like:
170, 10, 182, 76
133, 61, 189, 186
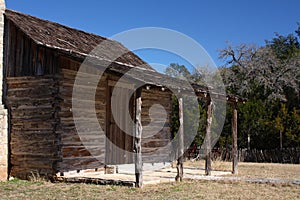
4, 9, 246, 103
5, 9, 153, 70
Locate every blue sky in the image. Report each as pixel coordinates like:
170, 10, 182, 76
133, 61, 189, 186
6, 0, 300, 70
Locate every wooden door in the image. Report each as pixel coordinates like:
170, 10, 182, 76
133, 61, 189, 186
105, 85, 134, 165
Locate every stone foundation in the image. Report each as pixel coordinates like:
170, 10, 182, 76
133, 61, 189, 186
0, 0, 7, 181
0, 107, 8, 181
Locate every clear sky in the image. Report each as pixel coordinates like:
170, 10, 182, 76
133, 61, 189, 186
6, 0, 300, 69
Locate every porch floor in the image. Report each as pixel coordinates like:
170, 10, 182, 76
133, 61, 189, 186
55, 163, 232, 187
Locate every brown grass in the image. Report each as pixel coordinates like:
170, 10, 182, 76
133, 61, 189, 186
185, 160, 300, 180
0, 162, 299, 200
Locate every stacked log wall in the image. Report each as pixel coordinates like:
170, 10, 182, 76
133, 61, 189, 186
141, 88, 173, 163
6, 76, 60, 179
56, 68, 107, 172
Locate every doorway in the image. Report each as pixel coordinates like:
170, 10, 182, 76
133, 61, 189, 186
105, 84, 134, 165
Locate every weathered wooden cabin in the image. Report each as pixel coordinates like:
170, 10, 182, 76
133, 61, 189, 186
2, 9, 178, 178
0, 3, 245, 187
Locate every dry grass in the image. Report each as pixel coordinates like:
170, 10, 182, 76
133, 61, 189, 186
0, 178, 299, 200
185, 160, 300, 180
0, 162, 299, 200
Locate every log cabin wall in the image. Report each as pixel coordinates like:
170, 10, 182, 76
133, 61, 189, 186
105, 75, 173, 164
141, 88, 172, 163
3, 18, 109, 174
5, 76, 60, 179
3, 18, 62, 179
56, 58, 107, 171
57, 62, 174, 168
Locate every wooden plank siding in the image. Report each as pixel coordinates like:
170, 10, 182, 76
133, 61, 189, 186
4, 19, 59, 77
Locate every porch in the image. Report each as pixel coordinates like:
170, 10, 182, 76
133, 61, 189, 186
54, 163, 232, 187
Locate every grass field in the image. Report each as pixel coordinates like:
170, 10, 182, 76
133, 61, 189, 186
185, 160, 300, 179
0, 162, 299, 200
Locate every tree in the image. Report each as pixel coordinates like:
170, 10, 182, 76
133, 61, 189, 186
266, 23, 300, 60
274, 104, 287, 149
165, 63, 191, 79
266, 33, 299, 60
219, 44, 299, 102
284, 108, 300, 148
219, 24, 300, 149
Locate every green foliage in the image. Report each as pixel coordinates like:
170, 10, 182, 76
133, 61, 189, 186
266, 33, 300, 60
166, 64, 206, 148
169, 92, 206, 147
170, 95, 179, 137
165, 63, 191, 79
220, 24, 300, 149
284, 108, 300, 147
266, 23, 300, 60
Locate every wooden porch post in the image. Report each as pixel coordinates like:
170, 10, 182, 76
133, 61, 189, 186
134, 88, 143, 188
232, 102, 238, 174
205, 97, 212, 176
175, 97, 184, 181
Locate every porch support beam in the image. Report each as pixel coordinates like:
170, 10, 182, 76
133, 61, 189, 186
175, 97, 184, 181
232, 102, 238, 174
134, 88, 143, 188
205, 97, 212, 176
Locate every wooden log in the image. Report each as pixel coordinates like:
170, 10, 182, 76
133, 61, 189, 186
58, 156, 104, 171
232, 102, 238, 174
205, 97, 212, 176
141, 139, 170, 148
142, 154, 170, 163
175, 97, 184, 181
61, 146, 103, 157
134, 88, 143, 188
54, 176, 135, 187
